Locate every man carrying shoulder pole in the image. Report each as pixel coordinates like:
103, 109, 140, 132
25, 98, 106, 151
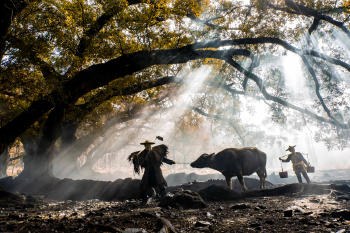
279, 145, 311, 184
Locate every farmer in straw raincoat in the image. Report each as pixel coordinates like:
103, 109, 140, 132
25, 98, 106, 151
128, 140, 175, 202
280, 145, 311, 184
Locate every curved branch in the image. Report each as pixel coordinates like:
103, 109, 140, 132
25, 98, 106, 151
64, 48, 250, 100
285, 0, 350, 38
300, 55, 341, 126
76, 0, 143, 57
265, 0, 350, 38
191, 106, 246, 146
208, 77, 341, 128
224, 58, 349, 129
0, 46, 250, 155
66, 0, 143, 76
193, 37, 350, 73
70, 76, 179, 125
308, 17, 320, 35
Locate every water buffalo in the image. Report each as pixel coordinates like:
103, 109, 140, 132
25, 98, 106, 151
190, 147, 267, 191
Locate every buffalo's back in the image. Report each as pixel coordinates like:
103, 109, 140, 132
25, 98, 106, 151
213, 147, 266, 176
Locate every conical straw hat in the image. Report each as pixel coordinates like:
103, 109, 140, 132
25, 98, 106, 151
140, 140, 155, 145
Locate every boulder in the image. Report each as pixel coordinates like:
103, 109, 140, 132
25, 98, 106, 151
330, 210, 350, 220
230, 203, 251, 210
159, 190, 206, 209
283, 210, 293, 217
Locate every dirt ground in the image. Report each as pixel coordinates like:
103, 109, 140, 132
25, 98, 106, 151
0, 191, 349, 233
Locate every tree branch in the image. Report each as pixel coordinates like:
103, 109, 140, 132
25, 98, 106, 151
6, 35, 63, 82
191, 106, 246, 146
224, 57, 349, 129
300, 55, 341, 126
65, 0, 143, 76
0, 0, 38, 60
1, 35, 350, 156
187, 14, 220, 29
0, 47, 250, 155
308, 17, 320, 35
265, 0, 350, 38
70, 76, 179, 125
192, 37, 350, 73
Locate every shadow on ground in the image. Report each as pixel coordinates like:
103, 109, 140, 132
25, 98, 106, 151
0, 176, 349, 203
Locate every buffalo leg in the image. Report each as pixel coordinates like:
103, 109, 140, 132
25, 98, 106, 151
237, 174, 247, 191
225, 176, 232, 189
256, 169, 266, 189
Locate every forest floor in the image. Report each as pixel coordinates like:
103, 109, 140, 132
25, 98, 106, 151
0, 182, 349, 232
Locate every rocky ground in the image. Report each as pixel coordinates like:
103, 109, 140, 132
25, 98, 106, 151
0, 182, 349, 232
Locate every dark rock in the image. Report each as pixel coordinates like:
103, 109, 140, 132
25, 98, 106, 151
303, 211, 313, 216
139, 212, 155, 218
0, 176, 142, 202
265, 220, 274, 225
24, 203, 35, 208
299, 218, 311, 224
198, 185, 241, 201
8, 214, 21, 220
0, 189, 24, 206
319, 212, 328, 217
159, 190, 206, 209
330, 184, 350, 193
249, 223, 261, 228
284, 210, 293, 217
330, 210, 350, 220
335, 194, 350, 201
166, 176, 274, 193
326, 223, 336, 228
194, 221, 211, 227
230, 203, 250, 210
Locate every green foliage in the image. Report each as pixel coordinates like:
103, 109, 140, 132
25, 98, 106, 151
0, 0, 350, 150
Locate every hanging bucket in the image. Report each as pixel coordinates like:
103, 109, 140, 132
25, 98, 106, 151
307, 166, 315, 173
304, 153, 315, 173
279, 159, 288, 178
279, 171, 288, 178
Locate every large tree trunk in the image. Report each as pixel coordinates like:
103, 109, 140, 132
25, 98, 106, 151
0, 147, 9, 177
20, 106, 65, 179
21, 135, 44, 178
52, 121, 80, 178
21, 152, 53, 178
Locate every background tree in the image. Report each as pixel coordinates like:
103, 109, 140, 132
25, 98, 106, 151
0, 0, 349, 178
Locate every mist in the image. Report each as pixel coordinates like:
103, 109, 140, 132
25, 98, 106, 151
53, 46, 350, 182
46, 20, 350, 184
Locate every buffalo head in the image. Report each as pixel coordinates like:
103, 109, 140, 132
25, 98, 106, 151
190, 153, 214, 168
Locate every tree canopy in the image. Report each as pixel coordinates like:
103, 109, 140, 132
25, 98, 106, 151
0, 0, 350, 177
